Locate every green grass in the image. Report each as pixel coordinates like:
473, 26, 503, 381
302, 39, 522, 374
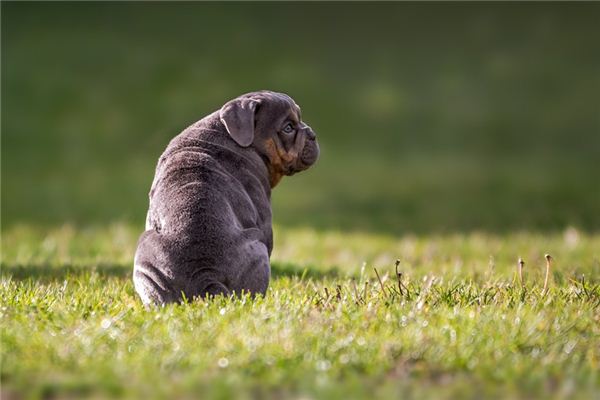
3, 2, 600, 232
2, 224, 599, 399
2, 3, 600, 399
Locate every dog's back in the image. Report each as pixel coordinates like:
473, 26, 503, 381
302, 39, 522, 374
133, 116, 272, 305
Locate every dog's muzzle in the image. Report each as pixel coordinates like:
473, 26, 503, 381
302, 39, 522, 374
298, 128, 319, 170
300, 140, 319, 166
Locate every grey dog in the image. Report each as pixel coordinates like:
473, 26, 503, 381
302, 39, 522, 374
133, 91, 319, 305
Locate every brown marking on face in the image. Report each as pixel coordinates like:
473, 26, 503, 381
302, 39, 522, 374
264, 139, 284, 187
264, 137, 302, 188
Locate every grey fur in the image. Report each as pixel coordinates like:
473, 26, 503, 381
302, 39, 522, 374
133, 91, 319, 305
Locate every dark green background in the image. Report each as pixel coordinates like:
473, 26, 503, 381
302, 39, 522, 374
3, 2, 599, 233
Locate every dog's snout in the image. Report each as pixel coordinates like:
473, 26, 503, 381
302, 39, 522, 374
299, 133, 319, 169
305, 127, 316, 140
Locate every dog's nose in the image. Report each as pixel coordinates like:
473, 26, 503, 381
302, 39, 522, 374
305, 128, 316, 140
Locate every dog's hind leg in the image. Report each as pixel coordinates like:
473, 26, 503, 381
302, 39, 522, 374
133, 230, 180, 305
199, 280, 231, 300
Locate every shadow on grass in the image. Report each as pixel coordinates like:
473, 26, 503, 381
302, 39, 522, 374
270, 262, 341, 280
1, 261, 341, 282
1, 263, 131, 282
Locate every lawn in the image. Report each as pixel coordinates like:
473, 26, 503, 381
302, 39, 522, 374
2, 224, 598, 399
2, 3, 600, 399
3, 2, 600, 233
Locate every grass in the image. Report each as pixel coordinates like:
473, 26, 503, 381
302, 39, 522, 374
3, 3, 600, 232
2, 3, 600, 399
2, 224, 599, 399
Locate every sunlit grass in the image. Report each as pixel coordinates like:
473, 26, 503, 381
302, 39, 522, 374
1, 224, 598, 399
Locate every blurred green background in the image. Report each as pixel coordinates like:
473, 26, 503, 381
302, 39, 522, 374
2, 2, 599, 234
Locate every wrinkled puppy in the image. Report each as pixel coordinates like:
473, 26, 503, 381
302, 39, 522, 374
133, 91, 319, 305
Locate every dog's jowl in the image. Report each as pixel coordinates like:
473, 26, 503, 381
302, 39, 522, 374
133, 91, 319, 305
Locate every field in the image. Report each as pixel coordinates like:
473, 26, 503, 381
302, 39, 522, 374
2, 3, 600, 399
2, 225, 599, 399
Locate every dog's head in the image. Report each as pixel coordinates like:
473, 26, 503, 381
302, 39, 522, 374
219, 90, 319, 187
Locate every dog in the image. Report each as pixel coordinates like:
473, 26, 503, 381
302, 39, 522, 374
133, 91, 319, 305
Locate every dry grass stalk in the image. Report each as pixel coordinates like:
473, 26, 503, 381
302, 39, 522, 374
518, 257, 525, 288
543, 254, 553, 294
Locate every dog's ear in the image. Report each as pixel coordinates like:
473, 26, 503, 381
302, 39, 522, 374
219, 97, 260, 147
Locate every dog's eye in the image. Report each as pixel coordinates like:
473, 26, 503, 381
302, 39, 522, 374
282, 123, 295, 134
